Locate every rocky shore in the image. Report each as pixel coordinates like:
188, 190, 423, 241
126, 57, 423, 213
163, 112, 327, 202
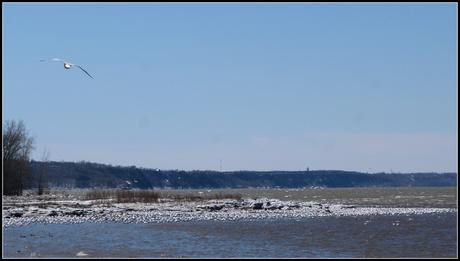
3, 195, 456, 228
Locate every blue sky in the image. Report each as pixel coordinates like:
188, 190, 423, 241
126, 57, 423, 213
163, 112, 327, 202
3, 3, 457, 172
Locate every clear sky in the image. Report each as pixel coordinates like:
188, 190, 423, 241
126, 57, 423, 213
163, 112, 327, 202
3, 3, 458, 172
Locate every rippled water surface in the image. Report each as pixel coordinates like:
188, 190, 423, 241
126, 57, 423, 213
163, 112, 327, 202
159, 186, 458, 208
3, 213, 457, 258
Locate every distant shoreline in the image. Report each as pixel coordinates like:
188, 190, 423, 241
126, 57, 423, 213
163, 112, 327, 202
27, 161, 457, 190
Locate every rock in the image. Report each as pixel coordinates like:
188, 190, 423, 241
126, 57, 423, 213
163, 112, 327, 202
11, 212, 23, 218
48, 211, 58, 217
225, 201, 243, 208
253, 203, 263, 210
208, 205, 224, 211
65, 210, 86, 217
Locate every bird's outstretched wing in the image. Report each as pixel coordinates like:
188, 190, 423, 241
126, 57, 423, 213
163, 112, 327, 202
41, 58, 93, 79
76, 65, 94, 79
40, 58, 65, 63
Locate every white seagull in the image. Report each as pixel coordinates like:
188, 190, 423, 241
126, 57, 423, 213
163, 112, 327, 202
41, 58, 94, 79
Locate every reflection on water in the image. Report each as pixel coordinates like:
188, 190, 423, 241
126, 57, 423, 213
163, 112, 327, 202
3, 213, 457, 258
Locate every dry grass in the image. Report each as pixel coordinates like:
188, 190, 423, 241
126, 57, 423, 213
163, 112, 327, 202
84, 189, 241, 203
115, 190, 160, 203
84, 189, 159, 203
84, 189, 114, 200
167, 192, 242, 202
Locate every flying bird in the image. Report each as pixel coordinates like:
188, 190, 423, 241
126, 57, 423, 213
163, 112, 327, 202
40, 58, 94, 79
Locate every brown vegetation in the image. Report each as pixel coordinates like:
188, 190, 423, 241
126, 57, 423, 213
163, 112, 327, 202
168, 192, 242, 202
84, 189, 160, 203
84, 189, 241, 203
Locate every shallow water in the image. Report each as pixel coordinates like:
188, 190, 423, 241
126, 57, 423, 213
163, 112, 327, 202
3, 212, 457, 258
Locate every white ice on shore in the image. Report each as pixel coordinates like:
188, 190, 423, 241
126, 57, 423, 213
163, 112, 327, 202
2, 196, 456, 228
76, 251, 88, 257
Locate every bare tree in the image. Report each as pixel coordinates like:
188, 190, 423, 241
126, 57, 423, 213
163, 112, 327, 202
3, 120, 35, 195
37, 149, 50, 195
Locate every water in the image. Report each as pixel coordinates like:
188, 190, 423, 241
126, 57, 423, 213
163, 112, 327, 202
3, 213, 457, 258
2, 187, 458, 258
158, 186, 458, 208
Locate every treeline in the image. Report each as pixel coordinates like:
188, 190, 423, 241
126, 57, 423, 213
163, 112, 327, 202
3, 120, 35, 195
29, 161, 457, 189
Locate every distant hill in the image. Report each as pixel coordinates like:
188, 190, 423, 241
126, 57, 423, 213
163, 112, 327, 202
28, 161, 457, 189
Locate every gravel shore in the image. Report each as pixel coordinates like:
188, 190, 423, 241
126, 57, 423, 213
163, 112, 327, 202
3, 194, 456, 228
